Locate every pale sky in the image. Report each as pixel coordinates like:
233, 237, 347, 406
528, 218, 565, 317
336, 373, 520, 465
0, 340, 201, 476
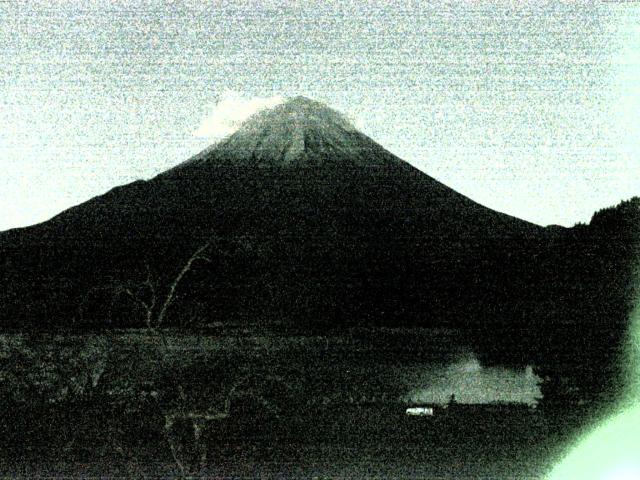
1, 0, 639, 231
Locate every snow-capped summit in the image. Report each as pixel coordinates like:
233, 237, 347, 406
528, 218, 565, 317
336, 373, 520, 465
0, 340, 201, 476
177, 96, 400, 169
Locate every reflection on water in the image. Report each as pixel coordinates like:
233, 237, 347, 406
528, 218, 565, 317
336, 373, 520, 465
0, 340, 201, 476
403, 354, 541, 405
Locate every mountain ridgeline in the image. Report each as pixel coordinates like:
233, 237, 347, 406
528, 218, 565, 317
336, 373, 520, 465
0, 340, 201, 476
1, 97, 638, 407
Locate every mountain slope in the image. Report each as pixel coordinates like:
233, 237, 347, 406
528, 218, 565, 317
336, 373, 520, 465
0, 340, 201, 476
0, 98, 583, 340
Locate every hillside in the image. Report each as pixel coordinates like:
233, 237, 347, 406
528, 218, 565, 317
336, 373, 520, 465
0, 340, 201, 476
0, 97, 544, 333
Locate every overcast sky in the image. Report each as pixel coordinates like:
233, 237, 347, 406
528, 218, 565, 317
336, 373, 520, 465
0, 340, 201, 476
1, 0, 639, 231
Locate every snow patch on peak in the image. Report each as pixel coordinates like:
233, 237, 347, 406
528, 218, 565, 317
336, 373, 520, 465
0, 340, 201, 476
174, 96, 400, 170
228, 96, 357, 139
211, 96, 363, 165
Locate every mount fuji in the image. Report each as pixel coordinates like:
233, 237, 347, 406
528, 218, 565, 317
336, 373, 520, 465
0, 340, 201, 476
0, 97, 550, 333
0, 97, 635, 384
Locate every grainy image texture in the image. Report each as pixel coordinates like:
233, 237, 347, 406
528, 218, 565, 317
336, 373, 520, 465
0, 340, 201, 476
0, 1, 639, 479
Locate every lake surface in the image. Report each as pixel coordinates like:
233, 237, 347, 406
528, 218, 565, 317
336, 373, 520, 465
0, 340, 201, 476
0, 328, 540, 405
0, 328, 553, 478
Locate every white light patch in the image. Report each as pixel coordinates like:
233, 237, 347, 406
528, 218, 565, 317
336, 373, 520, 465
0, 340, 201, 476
459, 358, 482, 373
603, 464, 640, 480
193, 91, 284, 139
404, 354, 541, 405
406, 407, 434, 416
546, 405, 640, 480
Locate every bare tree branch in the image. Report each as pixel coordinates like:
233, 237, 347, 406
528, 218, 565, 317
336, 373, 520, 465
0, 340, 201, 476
155, 241, 212, 328
84, 238, 226, 476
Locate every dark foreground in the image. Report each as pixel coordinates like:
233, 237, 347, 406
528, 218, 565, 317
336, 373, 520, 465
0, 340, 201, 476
0, 401, 583, 479
0, 331, 590, 478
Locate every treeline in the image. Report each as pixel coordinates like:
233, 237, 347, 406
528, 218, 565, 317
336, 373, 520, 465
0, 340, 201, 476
540, 196, 639, 411
477, 197, 639, 413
